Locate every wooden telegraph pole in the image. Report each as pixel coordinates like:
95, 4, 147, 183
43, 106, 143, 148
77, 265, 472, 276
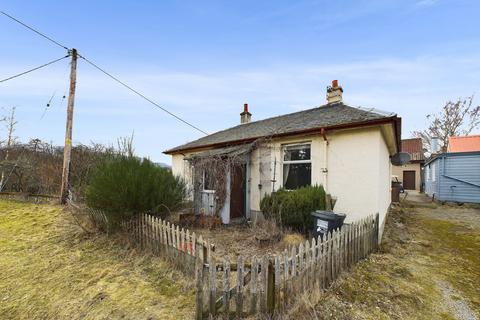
60, 48, 78, 204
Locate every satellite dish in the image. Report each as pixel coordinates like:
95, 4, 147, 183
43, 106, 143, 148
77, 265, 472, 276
391, 152, 411, 165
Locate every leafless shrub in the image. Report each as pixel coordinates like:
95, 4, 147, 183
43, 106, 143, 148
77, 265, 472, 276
0, 138, 120, 197
251, 218, 283, 247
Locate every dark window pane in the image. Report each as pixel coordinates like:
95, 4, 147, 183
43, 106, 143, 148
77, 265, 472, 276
283, 144, 311, 161
204, 171, 215, 190
283, 163, 311, 189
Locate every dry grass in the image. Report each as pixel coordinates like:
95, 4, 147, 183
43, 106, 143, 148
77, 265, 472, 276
0, 200, 195, 320
286, 202, 480, 320
191, 219, 306, 260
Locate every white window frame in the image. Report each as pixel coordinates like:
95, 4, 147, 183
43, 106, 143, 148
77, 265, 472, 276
282, 142, 312, 189
202, 170, 215, 193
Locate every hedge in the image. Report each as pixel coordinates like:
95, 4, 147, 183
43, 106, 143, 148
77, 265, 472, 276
260, 185, 326, 232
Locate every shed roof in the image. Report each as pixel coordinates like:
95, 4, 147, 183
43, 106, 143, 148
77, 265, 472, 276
165, 102, 400, 154
448, 135, 480, 153
424, 150, 480, 166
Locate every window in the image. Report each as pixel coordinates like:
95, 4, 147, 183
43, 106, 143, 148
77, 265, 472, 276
283, 143, 311, 189
203, 170, 215, 191
431, 163, 436, 182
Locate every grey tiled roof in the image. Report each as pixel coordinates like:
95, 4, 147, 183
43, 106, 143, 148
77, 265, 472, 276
165, 102, 397, 154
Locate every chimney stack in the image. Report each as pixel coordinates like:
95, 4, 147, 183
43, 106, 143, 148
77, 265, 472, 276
326, 80, 343, 104
240, 103, 252, 124
431, 137, 440, 154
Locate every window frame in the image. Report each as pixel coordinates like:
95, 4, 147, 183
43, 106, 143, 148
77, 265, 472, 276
282, 142, 312, 190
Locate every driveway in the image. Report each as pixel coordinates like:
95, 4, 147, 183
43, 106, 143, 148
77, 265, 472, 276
288, 198, 480, 320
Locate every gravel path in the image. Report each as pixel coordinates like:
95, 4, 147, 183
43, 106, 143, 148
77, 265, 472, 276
436, 280, 478, 320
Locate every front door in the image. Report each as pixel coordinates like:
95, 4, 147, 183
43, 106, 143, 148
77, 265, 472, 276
230, 164, 246, 219
403, 170, 416, 190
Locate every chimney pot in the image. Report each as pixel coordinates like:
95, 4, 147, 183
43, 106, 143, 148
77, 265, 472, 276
326, 80, 343, 104
240, 103, 252, 124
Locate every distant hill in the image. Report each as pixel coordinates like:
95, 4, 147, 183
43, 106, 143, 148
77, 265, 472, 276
155, 162, 171, 170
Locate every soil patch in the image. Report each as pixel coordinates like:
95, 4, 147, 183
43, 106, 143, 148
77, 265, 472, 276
190, 221, 306, 260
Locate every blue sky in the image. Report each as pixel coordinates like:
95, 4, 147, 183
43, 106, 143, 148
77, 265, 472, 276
1, 0, 479, 163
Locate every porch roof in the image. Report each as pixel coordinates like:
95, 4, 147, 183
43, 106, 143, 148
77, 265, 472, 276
185, 143, 255, 161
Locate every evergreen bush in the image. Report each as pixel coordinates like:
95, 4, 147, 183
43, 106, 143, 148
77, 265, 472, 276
85, 156, 186, 226
260, 185, 326, 232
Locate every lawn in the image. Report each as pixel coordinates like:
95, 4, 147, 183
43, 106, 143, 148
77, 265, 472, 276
0, 200, 195, 320
2, 199, 479, 320
287, 201, 480, 320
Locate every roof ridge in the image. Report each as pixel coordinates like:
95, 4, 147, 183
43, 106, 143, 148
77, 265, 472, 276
348, 104, 397, 117
168, 103, 336, 149
165, 102, 398, 154
193, 102, 389, 136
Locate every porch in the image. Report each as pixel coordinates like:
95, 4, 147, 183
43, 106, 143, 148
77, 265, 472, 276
188, 144, 255, 224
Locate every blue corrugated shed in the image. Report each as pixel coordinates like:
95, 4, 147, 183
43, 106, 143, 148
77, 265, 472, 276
424, 151, 480, 203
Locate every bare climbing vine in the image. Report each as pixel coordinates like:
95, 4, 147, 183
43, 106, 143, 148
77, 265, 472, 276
188, 137, 272, 216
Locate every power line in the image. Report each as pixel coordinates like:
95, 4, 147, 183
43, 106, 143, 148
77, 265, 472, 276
0, 55, 70, 83
1, 10, 209, 135
0, 10, 69, 50
79, 54, 209, 135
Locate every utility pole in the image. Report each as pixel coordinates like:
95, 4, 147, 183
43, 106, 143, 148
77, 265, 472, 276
60, 48, 77, 204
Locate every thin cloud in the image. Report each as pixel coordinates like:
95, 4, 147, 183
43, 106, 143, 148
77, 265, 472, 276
416, 0, 439, 7
1, 53, 479, 162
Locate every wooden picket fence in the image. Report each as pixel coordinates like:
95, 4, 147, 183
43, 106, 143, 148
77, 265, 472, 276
195, 213, 379, 319
88, 207, 110, 231
120, 213, 214, 275
79, 205, 214, 275
82, 206, 379, 318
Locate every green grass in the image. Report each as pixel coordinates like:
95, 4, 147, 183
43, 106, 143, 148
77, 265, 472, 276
0, 200, 195, 320
416, 216, 480, 312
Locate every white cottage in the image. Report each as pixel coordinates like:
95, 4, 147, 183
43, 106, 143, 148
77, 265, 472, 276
164, 81, 401, 237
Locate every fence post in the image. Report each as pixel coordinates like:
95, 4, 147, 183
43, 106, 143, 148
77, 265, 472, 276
259, 256, 267, 314
283, 249, 289, 307
223, 258, 231, 315
274, 255, 281, 311
208, 256, 216, 316
250, 256, 258, 314
195, 255, 204, 320
374, 212, 380, 251
267, 258, 276, 315
236, 256, 244, 318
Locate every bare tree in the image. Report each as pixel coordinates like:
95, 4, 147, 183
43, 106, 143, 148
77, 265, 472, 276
0, 107, 18, 190
412, 96, 480, 152
117, 131, 135, 157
